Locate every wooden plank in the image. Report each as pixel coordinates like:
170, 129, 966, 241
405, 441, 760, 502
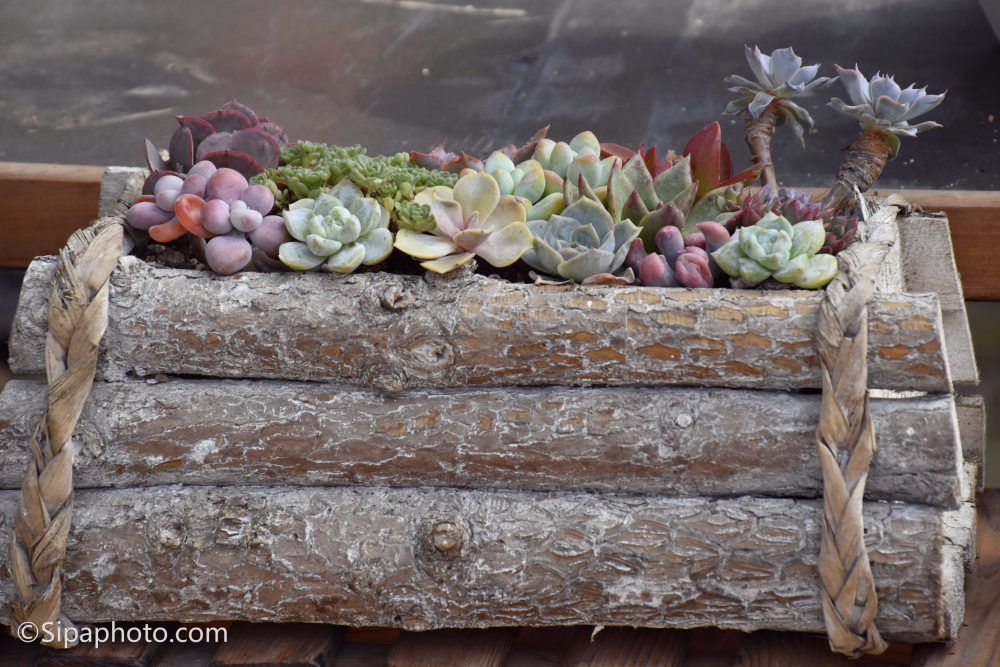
911, 489, 1000, 667
8, 255, 952, 393
385, 629, 517, 667
0, 379, 965, 507
0, 162, 106, 268
734, 631, 851, 666
897, 215, 978, 388
955, 395, 986, 492
208, 622, 344, 666
564, 627, 686, 666
32, 623, 168, 666
0, 486, 974, 642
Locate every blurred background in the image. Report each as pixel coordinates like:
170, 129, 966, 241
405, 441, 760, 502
0, 0, 996, 483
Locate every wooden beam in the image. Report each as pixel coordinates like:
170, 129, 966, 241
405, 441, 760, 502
0, 162, 106, 268
208, 623, 345, 666
385, 629, 517, 667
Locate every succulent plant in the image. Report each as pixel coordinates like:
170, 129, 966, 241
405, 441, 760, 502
278, 178, 393, 273
725, 186, 859, 254
724, 46, 835, 188
143, 100, 288, 195
522, 197, 641, 282
392, 171, 533, 273
600, 142, 677, 179
626, 221, 731, 288
126, 159, 290, 275
823, 66, 945, 213
533, 131, 618, 193
482, 151, 564, 221
600, 122, 761, 248
711, 212, 837, 289
258, 142, 459, 232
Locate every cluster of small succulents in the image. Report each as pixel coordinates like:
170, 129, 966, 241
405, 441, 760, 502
127, 157, 289, 274
124, 49, 941, 291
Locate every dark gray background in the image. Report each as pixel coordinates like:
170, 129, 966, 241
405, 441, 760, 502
1, 0, 996, 483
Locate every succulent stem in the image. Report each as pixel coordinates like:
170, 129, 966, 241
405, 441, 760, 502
821, 127, 892, 214
744, 103, 779, 189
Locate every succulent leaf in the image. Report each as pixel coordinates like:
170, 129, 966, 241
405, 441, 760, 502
829, 65, 944, 137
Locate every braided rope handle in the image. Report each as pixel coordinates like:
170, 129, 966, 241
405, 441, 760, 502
815, 198, 902, 657
9, 220, 123, 648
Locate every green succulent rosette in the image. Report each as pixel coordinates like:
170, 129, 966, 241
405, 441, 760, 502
278, 178, 393, 273
522, 197, 641, 282
711, 212, 837, 289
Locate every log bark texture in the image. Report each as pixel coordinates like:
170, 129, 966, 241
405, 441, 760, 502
0, 486, 973, 642
0, 379, 964, 508
9, 255, 951, 393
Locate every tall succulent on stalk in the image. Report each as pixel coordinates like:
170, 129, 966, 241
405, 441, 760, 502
278, 179, 393, 273
522, 197, 641, 283
724, 46, 835, 188
823, 66, 945, 213
392, 172, 533, 273
712, 212, 838, 289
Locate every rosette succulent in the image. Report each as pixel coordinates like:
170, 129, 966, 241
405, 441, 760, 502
601, 123, 760, 248
724, 46, 835, 187
725, 186, 859, 254
278, 178, 393, 273
522, 197, 641, 282
392, 171, 533, 273
533, 131, 617, 193
143, 100, 288, 195
482, 151, 564, 220
711, 212, 837, 289
823, 66, 945, 212
626, 221, 731, 288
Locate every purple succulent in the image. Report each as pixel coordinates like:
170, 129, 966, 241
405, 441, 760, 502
143, 100, 288, 195
628, 221, 731, 288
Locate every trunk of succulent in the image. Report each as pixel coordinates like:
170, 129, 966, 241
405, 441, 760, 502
744, 103, 779, 189
821, 127, 893, 214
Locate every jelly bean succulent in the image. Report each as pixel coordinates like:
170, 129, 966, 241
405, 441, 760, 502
392, 171, 533, 273
278, 178, 393, 273
711, 212, 837, 288
522, 197, 641, 283
626, 221, 731, 288
822, 66, 945, 213
126, 159, 290, 275
724, 46, 835, 187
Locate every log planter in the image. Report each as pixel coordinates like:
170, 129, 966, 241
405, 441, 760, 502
0, 168, 983, 654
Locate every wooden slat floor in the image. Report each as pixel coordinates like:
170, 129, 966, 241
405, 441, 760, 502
1, 489, 996, 667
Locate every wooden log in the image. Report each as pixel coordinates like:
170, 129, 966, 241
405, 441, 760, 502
0, 379, 965, 508
8, 255, 952, 393
385, 629, 517, 667
0, 486, 974, 642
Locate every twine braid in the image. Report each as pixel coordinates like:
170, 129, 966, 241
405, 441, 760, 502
814, 197, 901, 657
9, 220, 123, 648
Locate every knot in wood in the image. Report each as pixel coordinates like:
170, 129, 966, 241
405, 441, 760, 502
380, 285, 413, 310
431, 521, 462, 553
